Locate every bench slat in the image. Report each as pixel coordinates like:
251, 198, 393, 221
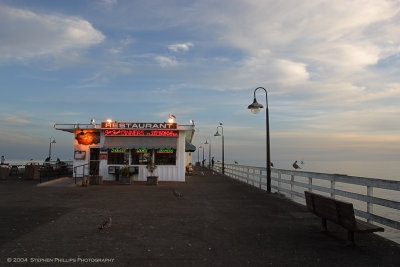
355, 219, 384, 233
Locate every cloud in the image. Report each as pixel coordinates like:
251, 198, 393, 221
99, 0, 118, 8
1, 114, 30, 125
0, 4, 105, 62
155, 56, 177, 67
71, 61, 134, 88
0, 129, 41, 145
168, 42, 194, 52
108, 36, 134, 54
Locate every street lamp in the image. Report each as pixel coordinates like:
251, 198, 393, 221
204, 138, 211, 169
248, 87, 271, 193
48, 136, 56, 161
197, 145, 202, 166
214, 123, 224, 174
202, 144, 205, 167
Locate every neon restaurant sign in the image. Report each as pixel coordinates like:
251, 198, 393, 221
111, 148, 127, 153
101, 122, 177, 130
156, 149, 174, 154
104, 130, 178, 137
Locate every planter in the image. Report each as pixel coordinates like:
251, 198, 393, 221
120, 175, 132, 185
146, 176, 158, 185
89, 175, 103, 185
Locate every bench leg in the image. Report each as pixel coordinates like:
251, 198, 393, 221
321, 218, 328, 232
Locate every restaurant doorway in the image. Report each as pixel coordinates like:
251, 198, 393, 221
89, 148, 100, 175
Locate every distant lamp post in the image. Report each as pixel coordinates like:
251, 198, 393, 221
202, 143, 205, 167
214, 123, 224, 174
204, 138, 211, 169
248, 87, 271, 193
198, 145, 202, 166
48, 137, 56, 161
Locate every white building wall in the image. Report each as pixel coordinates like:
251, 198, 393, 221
97, 131, 186, 182
73, 139, 91, 177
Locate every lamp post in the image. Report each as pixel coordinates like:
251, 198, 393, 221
248, 87, 271, 193
204, 138, 211, 169
202, 144, 205, 167
198, 145, 202, 166
48, 137, 56, 161
214, 123, 224, 174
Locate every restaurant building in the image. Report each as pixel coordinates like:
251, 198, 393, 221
54, 120, 196, 182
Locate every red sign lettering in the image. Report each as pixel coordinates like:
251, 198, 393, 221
104, 130, 178, 137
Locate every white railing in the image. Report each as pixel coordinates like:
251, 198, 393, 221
213, 163, 400, 231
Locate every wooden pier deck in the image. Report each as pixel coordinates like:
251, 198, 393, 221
1, 167, 399, 266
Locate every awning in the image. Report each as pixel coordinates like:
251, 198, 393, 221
185, 139, 196, 152
103, 136, 177, 149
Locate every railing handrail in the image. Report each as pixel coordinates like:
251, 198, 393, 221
217, 163, 400, 191
73, 163, 89, 184
213, 162, 400, 231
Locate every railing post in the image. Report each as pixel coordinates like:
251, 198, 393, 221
277, 172, 281, 193
308, 177, 312, 192
331, 176, 335, 198
246, 167, 249, 184
259, 169, 262, 189
290, 175, 294, 200
367, 186, 374, 223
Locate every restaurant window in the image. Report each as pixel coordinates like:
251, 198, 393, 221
155, 148, 176, 165
131, 149, 153, 165
107, 148, 129, 164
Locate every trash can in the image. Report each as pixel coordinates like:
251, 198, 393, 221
0, 166, 9, 179
24, 165, 40, 180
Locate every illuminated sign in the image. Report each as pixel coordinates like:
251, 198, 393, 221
136, 149, 148, 153
111, 148, 127, 153
101, 122, 177, 130
104, 130, 178, 137
75, 130, 100, 145
156, 149, 174, 154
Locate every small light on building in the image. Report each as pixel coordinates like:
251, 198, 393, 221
106, 118, 112, 123
168, 115, 176, 124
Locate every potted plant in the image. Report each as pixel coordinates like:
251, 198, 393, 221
146, 161, 158, 185
119, 164, 132, 185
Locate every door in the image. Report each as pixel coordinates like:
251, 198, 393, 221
89, 148, 100, 175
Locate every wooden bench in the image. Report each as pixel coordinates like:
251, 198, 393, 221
304, 191, 384, 244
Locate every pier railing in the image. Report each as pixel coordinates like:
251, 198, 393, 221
213, 163, 400, 231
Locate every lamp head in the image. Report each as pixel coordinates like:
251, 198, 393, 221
248, 98, 264, 114
214, 131, 221, 137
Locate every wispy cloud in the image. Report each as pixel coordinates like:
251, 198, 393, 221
1, 114, 30, 125
155, 56, 177, 67
99, 0, 118, 8
168, 42, 194, 52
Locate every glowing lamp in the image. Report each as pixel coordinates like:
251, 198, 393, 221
168, 115, 176, 123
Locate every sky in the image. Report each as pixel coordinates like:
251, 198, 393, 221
0, 0, 399, 174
